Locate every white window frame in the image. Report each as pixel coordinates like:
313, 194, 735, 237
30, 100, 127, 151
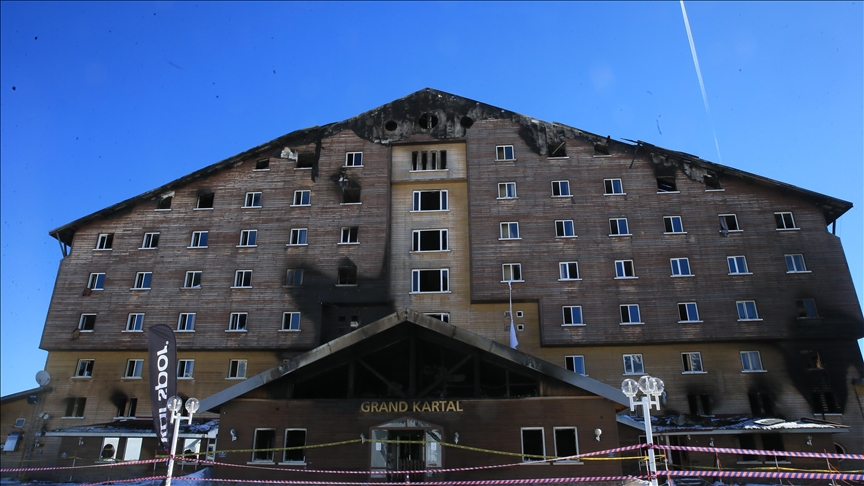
251, 428, 277, 463
727, 256, 751, 275
623, 354, 645, 375
502, 263, 523, 283
281, 312, 301, 331
243, 192, 262, 208
189, 231, 208, 248
620, 304, 642, 325
285, 269, 304, 287
719, 214, 741, 232
413, 229, 449, 251
254, 158, 270, 171
603, 178, 624, 195
123, 437, 143, 461
183, 271, 202, 289
553, 427, 581, 463
292, 190, 311, 207
87, 273, 105, 290
177, 359, 194, 379
345, 152, 363, 167
132, 272, 152, 290
796, 298, 819, 319
196, 193, 215, 209
282, 428, 307, 465
233, 270, 252, 288
740, 351, 764, 372
609, 218, 631, 236
412, 190, 449, 212
177, 313, 196, 332
520, 427, 545, 462
99, 437, 120, 462
239, 229, 258, 247
288, 228, 308, 246
411, 150, 447, 171
558, 262, 580, 281
555, 220, 576, 238
140, 232, 160, 249
774, 212, 797, 230
565, 356, 586, 375
551, 180, 571, 197
125, 313, 145, 332
670, 257, 692, 277
678, 302, 701, 323
785, 254, 809, 273
681, 352, 704, 374
497, 182, 517, 199
663, 216, 685, 234
228, 312, 248, 332
340, 226, 359, 244
736, 300, 761, 321
95, 233, 113, 250
496, 145, 515, 161
410, 269, 450, 293
424, 312, 451, 323
562, 306, 584, 326
615, 260, 636, 279
228, 359, 247, 379
78, 313, 96, 332
74, 359, 94, 378
499, 222, 520, 240
124, 359, 144, 379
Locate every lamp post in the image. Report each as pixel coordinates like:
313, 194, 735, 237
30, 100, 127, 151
165, 396, 199, 486
621, 375, 664, 486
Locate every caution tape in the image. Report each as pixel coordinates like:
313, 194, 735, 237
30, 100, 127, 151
655, 444, 864, 460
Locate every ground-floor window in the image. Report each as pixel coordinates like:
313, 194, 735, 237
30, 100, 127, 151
521, 427, 545, 462
282, 429, 306, 464
252, 429, 276, 463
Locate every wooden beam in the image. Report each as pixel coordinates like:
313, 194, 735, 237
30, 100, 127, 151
417, 354, 472, 398
357, 357, 407, 398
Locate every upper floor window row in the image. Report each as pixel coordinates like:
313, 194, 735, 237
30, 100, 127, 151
411, 150, 447, 171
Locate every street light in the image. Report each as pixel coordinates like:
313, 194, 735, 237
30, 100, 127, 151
165, 396, 199, 486
621, 376, 664, 486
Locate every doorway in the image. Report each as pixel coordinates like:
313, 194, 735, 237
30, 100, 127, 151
387, 430, 425, 481
370, 418, 442, 481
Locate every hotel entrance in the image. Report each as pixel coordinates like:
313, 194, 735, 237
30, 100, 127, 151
370, 418, 442, 481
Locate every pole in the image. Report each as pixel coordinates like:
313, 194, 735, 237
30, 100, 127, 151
165, 411, 182, 486
642, 396, 659, 486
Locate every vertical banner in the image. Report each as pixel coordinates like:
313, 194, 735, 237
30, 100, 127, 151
148, 324, 176, 451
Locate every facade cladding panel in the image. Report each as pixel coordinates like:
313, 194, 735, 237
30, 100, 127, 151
12, 89, 862, 482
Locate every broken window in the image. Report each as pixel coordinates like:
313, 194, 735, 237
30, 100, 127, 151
736, 435, 758, 461
116, 397, 138, 418
559, 262, 580, 280
565, 356, 586, 375
670, 257, 692, 276
342, 187, 361, 204
293, 190, 311, 206
177, 359, 195, 379
681, 352, 704, 373
801, 350, 824, 370
78, 314, 96, 331
239, 229, 257, 247
551, 180, 571, 197
785, 254, 808, 273
418, 113, 438, 129
345, 152, 363, 167
124, 359, 144, 378
95, 233, 114, 250
285, 269, 304, 287
228, 313, 247, 331
64, 397, 87, 418
411, 269, 449, 293
125, 313, 144, 331
593, 142, 610, 156
748, 392, 774, 416
812, 391, 839, 413
289, 229, 307, 246
502, 263, 522, 282
424, 312, 450, 323
296, 153, 314, 169
761, 433, 784, 452
283, 429, 307, 463
255, 158, 269, 170
496, 145, 515, 161
412, 190, 448, 211
177, 313, 196, 331
340, 226, 359, 244
609, 218, 630, 235
74, 359, 94, 377
157, 196, 173, 210
337, 266, 357, 286
252, 429, 276, 462
620, 305, 641, 324
228, 359, 247, 379
795, 298, 819, 318
703, 171, 721, 190
87, 273, 105, 290
657, 176, 678, 192
555, 220, 576, 238
604, 179, 624, 195
498, 182, 517, 199
140, 232, 159, 249
719, 214, 740, 233
244, 192, 262, 208
413, 229, 448, 251
547, 141, 567, 158
282, 312, 301, 331
553, 427, 579, 461
664, 216, 684, 233
183, 271, 201, 289
774, 212, 797, 230
687, 394, 711, 415
133, 272, 152, 289
562, 306, 583, 326
196, 193, 214, 209
521, 428, 545, 462
190, 231, 208, 248
411, 150, 447, 170
678, 303, 700, 322
499, 222, 519, 240
233, 270, 252, 288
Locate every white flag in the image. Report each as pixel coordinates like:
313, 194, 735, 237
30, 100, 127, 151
508, 281, 518, 349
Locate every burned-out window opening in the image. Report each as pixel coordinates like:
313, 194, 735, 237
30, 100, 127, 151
116, 397, 138, 418
255, 158, 270, 170
411, 268, 449, 293
296, 153, 314, 169
95, 233, 114, 250
703, 171, 722, 190
417, 113, 438, 129
252, 429, 276, 463
460, 116, 474, 128
157, 196, 173, 210
283, 429, 307, 464
411, 150, 447, 171
735, 435, 758, 462
761, 433, 785, 453
196, 193, 215, 209
285, 269, 304, 287
593, 142, 610, 156
424, 312, 450, 323
657, 176, 678, 192
340, 226, 359, 244
79, 314, 96, 331
553, 427, 579, 461
801, 350, 824, 370
64, 397, 87, 418
795, 298, 819, 318
412, 190, 448, 211
521, 428, 545, 462
748, 391, 774, 415
812, 391, 839, 413
337, 266, 357, 286
687, 394, 711, 415
547, 142, 567, 158
342, 187, 361, 204
413, 229, 448, 251
282, 312, 301, 331
384, 120, 398, 131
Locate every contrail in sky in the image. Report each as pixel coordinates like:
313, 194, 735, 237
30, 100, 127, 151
680, 1, 722, 163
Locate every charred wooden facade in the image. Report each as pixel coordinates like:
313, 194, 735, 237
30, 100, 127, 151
6, 88, 863, 481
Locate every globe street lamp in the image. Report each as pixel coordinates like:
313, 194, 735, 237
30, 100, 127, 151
621, 376, 664, 486
165, 396, 199, 486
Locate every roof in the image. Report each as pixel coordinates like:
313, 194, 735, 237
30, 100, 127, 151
45, 418, 219, 438
617, 414, 849, 435
198, 309, 629, 412
49, 88, 852, 246
1, 386, 52, 405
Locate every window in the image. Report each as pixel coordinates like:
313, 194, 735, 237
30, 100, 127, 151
548, 141, 567, 158
78, 314, 96, 331
413, 229, 449, 251
233, 270, 252, 288
282, 312, 301, 331
239, 229, 257, 247
520, 428, 544, 462
292, 190, 311, 206
14, 419, 25, 428
157, 196, 173, 210
125, 313, 144, 331
283, 429, 307, 464
687, 394, 712, 415
133, 272, 152, 289
623, 354, 644, 374
740, 351, 764, 372
664, 216, 684, 234
559, 262, 580, 280
255, 158, 269, 170
496, 145, 515, 161
736, 301, 760, 321
296, 153, 314, 169
87, 273, 105, 290
411, 150, 446, 170
555, 220, 576, 238
228, 359, 247, 379
196, 193, 214, 209
812, 391, 840, 413
551, 180, 571, 197
100, 438, 119, 461
723, 257, 750, 277
801, 350, 824, 370
340, 226, 359, 244
285, 269, 304, 287
116, 397, 138, 418
177, 313, 196, 332
502, 263, 523, 282
337, 266, 357, 285
553, 427, 579, 462
124, 359, 144, 378
774, 212, 797, 230
681, 352, 704, 373
703, 171, 721, 190
719, 214, 740, 232
424, 312, 450, 323
498, 182, 517, 199
678, 303, 700, 323
736, 435, 759, 462
795, 299, 819, 318
412, 190, 448, 211
499, 222, 520, 240
594, 142, 610, 156
748, 391, 775, 416
345, 152, 363, 167
183, 271, 202, 289
604, 178, 624, 195
140, 232, 160, 249
95, 233, 114, 250
670, 258, 692, 277
657, 176, 678, 192
252, 429, 276, 463
3, 433, 21, 452
177, 359, 195, 379
565, 356, 586, 375
228, 312, 248, 331
620, 304, 642, 324
562, 306, 583, 326
244, 192, 262, 208
609, 218, 630, 236
411, 269, 450, 293
289, 229, 308, 246
615, 260, 636, 278
189, 231, 208, 248
785, 254, 808, 273
341, 185, 361, 204
64, 397, 87, 418
74, 359, 94, 377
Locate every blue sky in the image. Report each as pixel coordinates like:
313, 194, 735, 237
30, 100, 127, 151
1, 1, 861, 396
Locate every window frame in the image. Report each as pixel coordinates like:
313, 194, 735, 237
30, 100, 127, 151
251, 428, 277, 463
140, 232, 160, 250
623, 354, 645, 375
497, 182, 517, 199
603, 178, 624, 195
189, 231, 209, 248
239, 229, 258, 247
228, 359, 247, 379
196, 193, 215, 210
183, 271, 202, 289
727, 255, 751, 275
132, 272, 152, 290
177, 359, 195, 379
282, 429, 307, 464
87, 273, 106, 290
177, 313, 196, 332
553, 427, 581, 463
337, 266, 358, 286
774, 212, 797, 230
565, 356, 586, 375
558, 262, 580, 281
681, 352, 705, 374
285, 269, 304, 287
228, 312, 248, 332
63, 397, 87, 418
124, 359, 144, 379
424, 312, 451, 323
412, 190, 449, 212
243, 192, 263, 208
502, 263, 523, 283
520, 427, 545, 462
496, 145, 515, 161
345, 152, 363, 167
78, 313, 96, 332
499, 222, 520, 240
292, 190, 311, 207
678, 302, 701, 323
740, 351, 764, 372
410, 268, 451, 293
95, 233, 114, 250
413, 229, 449, 251
619, 304, 643, 325
785, 254, 809, 273
410, 150, 447, 171
663, 216, 685, 234
340, 226, 359, 244
254, 158, 270, 171
736, 300, 761, 321
562, 306, 584, 326
670, 257, 692, 277
74, 359, 94, 378
288, 228, 308, 246
609, 218, 631, 236
233, 270, 253, 288
125, 313, 145, 332
555, 220, 576, 238
719, 214, 741, 232
795, 298, 819, 319
551, 180, 572, 197
281, 312, 301, 331
614, 260, 636, 279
